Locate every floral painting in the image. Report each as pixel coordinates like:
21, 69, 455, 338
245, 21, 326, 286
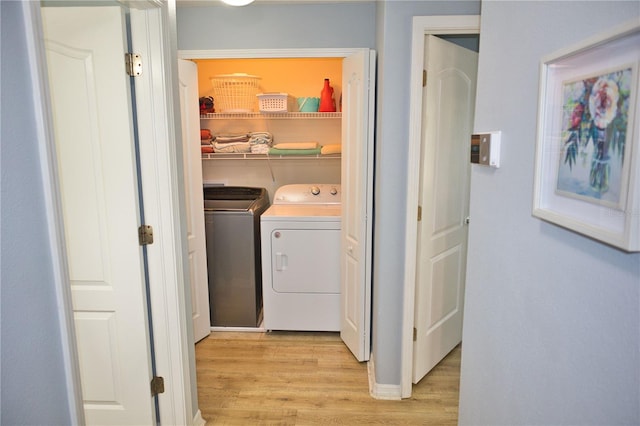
556, 67, 632, 207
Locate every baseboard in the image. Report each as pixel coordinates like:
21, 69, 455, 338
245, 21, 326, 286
210, 326, 265, 333
367, 354, 402, 400
192, 409, 206, 426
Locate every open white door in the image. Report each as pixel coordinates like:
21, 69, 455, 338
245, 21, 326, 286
412, 35, 477, 383
42, 6, 156, 424
178, 59, 211, 343
340, 49, 375, 362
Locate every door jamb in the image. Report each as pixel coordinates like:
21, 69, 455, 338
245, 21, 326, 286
401, 15, 480, 398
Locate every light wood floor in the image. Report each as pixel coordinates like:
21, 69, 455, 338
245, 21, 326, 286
195, 331, 461, 425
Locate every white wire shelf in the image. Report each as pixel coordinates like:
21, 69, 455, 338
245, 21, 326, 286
200, 112, 341, 120
201, 153, 341, 160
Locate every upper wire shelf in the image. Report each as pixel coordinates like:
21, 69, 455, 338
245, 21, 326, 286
200, 112, 341, 120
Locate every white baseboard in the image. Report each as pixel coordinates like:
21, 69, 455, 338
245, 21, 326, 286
210, 326, 265, 333
192, 409, 206, 426
367, 354, 402, 400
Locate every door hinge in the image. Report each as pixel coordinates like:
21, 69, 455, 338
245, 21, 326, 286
150, 376, 164, 396
138, 225, 154, 246
417, 205, 422, 222
125, 53, 142, 77
422, 70, 427, 87
413, 327, 417, 341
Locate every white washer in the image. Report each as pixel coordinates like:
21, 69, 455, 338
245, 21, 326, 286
260, 184, 341, 331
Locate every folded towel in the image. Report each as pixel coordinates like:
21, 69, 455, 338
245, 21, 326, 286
201, 138, 213, 145
268, 146, 322, 156
215, 134, 251, 144
272, 142, 319, 150
209, 132, 272, 153
249, 132, 273, 146
251, 144, 270, 154
201, 129, 212, 140
321, 144, 341, 155
214, 142, 252, 153
201, 145, 214, 154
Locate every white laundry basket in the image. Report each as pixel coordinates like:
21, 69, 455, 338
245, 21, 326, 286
210, 73, 261, 113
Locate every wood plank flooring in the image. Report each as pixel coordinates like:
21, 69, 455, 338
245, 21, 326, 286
195, 331, 461, 425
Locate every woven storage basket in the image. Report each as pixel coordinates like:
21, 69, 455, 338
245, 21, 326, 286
210, 73, 261, 113
257, 93, 289, 113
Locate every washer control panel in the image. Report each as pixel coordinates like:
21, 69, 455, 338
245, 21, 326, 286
273, 184, 341, 205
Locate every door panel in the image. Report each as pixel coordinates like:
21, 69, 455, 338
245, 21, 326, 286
340, 50, 375, 362
427, 247, 463, 326
178, 59, 211, 342
42, 6, 155, 424
413, 35, 477, 383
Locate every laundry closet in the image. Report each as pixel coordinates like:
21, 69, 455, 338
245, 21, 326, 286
196, 57, 343, 195
179, 49, 374, 361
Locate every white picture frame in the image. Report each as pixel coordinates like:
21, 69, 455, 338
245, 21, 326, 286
533, 21, 640, 252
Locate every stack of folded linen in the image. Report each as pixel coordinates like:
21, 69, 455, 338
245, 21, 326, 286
213, 132, 273, 154
268, 142, 321, 156
201, 129, 214, 153
213, 133, 251, 153
249, 132, 273, 154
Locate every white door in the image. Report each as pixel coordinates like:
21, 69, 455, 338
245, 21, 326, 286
340, 50, 375, 362
42, 6, 156, 424
413, 35, 477, 383
178, 59, 211, 343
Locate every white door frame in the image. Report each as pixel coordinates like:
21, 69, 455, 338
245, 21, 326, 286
178, 48, 366, 59
401, 15, 480, 399
24, 1, 202, 424
177, 47, 374, 358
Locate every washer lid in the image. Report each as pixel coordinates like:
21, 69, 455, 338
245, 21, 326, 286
203, 186, 266, 200
204, 199, 255, 211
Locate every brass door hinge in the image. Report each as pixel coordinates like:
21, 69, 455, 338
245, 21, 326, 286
125, 53, 142, 77
417, 205, 422, 222
138, 225, 154, 246
413, 327, 417, 341
151, 376, 164, 396
422, 70, 427, 87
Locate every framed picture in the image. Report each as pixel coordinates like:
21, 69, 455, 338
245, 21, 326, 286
533, 21, 640, 252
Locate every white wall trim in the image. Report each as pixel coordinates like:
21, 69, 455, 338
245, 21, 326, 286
130, 5, 196, 425
367, 355, 402, 400
178, 47, 364, 59
192, 409, 206, 426
371, 383, 403, 401
23, 2, 85, 424
401, 15, 480, 399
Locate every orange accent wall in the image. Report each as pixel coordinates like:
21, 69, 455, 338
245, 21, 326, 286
193, 58, 342, 107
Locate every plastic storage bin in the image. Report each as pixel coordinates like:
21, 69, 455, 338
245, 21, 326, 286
257, 93, 289, 113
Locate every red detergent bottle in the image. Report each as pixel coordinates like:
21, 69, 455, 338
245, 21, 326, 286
319, 78, 336, 112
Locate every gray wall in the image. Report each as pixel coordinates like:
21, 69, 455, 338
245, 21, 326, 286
0, 2, 73, 424
177, 2, 376, 49
459, 1, 640, 425
373, 0, 480, 385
